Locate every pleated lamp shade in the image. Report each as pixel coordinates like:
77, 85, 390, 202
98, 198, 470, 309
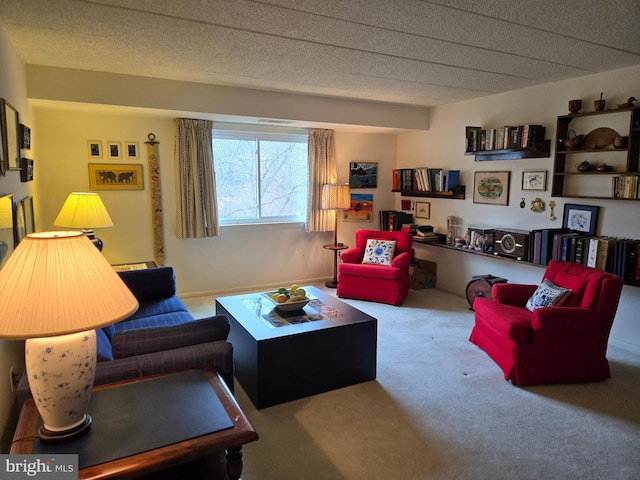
54, 192, 114, 229
321, 184, 350, 210
0, 231, 138, 339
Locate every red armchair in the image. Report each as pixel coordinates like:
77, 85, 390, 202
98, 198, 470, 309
337, 230, 413, 306
469, 260, 624, 386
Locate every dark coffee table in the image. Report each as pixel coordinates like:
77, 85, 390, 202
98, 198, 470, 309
216, 286, 377, 408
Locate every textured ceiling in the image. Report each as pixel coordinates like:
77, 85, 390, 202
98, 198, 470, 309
1, 0, 639, 107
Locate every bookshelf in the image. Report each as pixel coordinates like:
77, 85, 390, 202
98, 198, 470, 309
464, 125, 550, 161
392, 168, 465, 199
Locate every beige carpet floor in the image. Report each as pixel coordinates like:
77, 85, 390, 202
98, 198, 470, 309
181, 284, 640, 480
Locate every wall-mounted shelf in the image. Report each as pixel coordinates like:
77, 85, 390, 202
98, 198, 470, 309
392, 186, 465, 200
465, 140, 551, 161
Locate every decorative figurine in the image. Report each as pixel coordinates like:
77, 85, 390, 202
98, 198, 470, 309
616, 96, 637, 109
530, 198, 545, 213
549, 201, 556, 221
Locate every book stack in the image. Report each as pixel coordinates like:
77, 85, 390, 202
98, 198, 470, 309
392, 168, 460, 192
613, 175, 639, 199
465, 125, 545, 152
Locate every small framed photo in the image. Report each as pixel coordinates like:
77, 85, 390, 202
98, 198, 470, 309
20, 124, 31, 149
473, 171, 510, 206
20, 158, 33, 182
89, 163, 144, 190
125, 141, 139, 159
415, 201, 431, 219
563, 203, 599, 236
107, 141, 122, 159
522, 170, 546, 191
349, 162, 377, 188
88, 140, 102, 158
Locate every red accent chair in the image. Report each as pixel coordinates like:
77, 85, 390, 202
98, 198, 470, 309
469, 260, 624, 386
337, 230, 413, 306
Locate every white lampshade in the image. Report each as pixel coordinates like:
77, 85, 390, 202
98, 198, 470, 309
321, 184, 350, 210
54, 192, 114, 229
0, 231, 138, 339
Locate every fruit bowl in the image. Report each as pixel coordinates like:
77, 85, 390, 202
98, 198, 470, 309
262, 290, 311, 312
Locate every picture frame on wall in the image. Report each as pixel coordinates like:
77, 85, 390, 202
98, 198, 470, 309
21, 196, 35, 235
125, 141, 139, 159
20, 158, 34, 182
20, 124, 31, 149
88, 140, 102, 158
343, 193, 373, 221
1, 98, 20, 172
349, 162, 378, 188
88, 163, 144, 190
0, 194, 15, 268
415, 201, 431, 219
522, 170, 546, 191
562, 203, 600, 236
473, 171, 510, 206
107, 141, 122, 159
14, 199, 27, 245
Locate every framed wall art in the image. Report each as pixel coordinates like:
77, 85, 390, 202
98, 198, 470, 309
88, 140, 102, 158
89, 163, 144, 190
415, 201, 431, 219
107, 141, 122, 159
473, 171, 510, 206
20, 124, 31, 149
20, 196, 35, 235
1, 98, 20, 172
125, 141, 139, 159
562, 203, 599, 236
14, 199, 26, 245
522, 170, 546, 191
20, 158, 34, 182
349, 162, 377, 188
343, 193, 373, 221
0, 194, 15, 268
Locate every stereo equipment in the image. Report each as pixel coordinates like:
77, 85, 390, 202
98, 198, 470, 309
493, 229, 530, 261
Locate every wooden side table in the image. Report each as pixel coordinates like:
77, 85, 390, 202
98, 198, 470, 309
323, 243, 349, 288
10, 368, 258, 480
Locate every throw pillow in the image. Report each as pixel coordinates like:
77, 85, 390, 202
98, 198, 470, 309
362, 239, 397, 266
525, 279, 571, 312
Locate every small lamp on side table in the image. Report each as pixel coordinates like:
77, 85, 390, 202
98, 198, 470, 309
54, 192, 114, 251
0, 231, 138, 441
321, 184, 350, 288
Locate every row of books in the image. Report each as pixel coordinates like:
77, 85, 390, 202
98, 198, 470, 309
529, 228, 639, 284
379, 210, 413, 232
613, 175, 640, 199
465, 125, 546, 152
392, 168, 460, 192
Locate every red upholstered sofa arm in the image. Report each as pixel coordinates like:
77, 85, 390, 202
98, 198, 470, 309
340, 247, 364, 264
492, 283, 537, 307
391, 251, 412, 269
531, 307, 598, 332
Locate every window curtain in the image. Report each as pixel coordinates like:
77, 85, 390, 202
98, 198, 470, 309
306, 128, 337, 232
174, 118, 218, 238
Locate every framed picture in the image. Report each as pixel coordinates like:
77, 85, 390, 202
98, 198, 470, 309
349, 162, 377, 188
343, 193, 373, 221
14, 199, 26, 245
522, 170, 546, 191
88, 140, 102, 158
562, 203, 599, 236
89, 163, 144, 190
125, 141, 139, 159
20, 158, 33, 182
20, 124, 31, 149
21, 196, 35, 235
415, 201, 431, 219
473, 171, 510, 206
0, 194, 15, 268
1, 98, 20, 172
107, 141, 122, 159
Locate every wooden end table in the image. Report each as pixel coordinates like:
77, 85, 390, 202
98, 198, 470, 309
323, 243, 349, 288
10, 368, 258, 480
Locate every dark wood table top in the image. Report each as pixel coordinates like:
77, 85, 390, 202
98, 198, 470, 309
10, 368, 258, 480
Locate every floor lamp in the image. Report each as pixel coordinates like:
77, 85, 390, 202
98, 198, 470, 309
321, 184, 350, 288
0, 232, 138, 440
54, 192, 114, 251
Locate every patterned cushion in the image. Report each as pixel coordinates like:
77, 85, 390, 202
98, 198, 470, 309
362, 239, 397, 266
525, 279, 571, 311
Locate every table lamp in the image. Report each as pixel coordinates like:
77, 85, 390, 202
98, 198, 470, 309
54, 192, 114, 251
0, 231, 138, 440
321, 184, 350, 288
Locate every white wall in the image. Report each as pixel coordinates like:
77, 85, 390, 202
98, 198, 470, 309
398, 64, 640, 352
0, 26, 36, 451
34, 106, 399, 296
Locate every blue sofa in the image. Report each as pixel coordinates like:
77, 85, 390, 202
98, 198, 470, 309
18, 266, 234, 404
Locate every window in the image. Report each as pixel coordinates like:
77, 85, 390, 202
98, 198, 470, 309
213, 126, 309, 225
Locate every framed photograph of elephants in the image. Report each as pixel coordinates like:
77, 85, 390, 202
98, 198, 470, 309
89, 163, 144, 190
